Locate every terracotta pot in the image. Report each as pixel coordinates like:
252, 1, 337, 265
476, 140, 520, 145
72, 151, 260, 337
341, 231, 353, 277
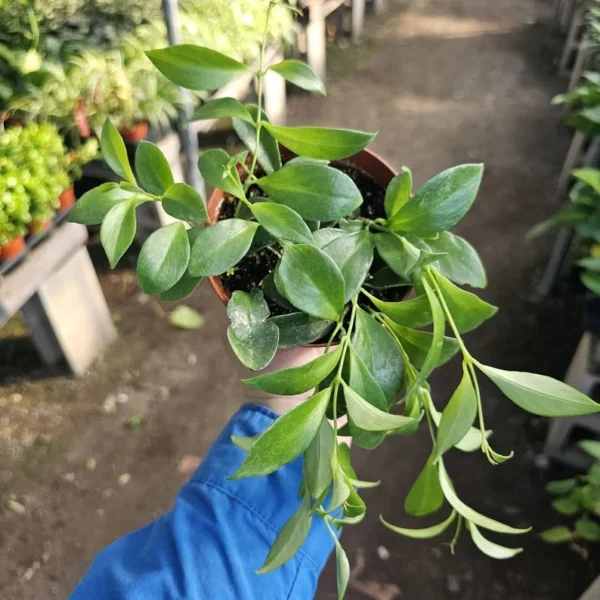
0, 236, 25, 260
207, 148, 398, 306
73, 100, 90, 139
119, 122, 149, 143
28, 219, 52, 235
59, 186, 76, 211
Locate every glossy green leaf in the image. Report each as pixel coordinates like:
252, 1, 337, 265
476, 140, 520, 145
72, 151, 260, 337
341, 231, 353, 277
198, 149, 245, 199
575, 518, 600, 541
263, 123, 376, 160
227, 288, 279, 371
342, 382, 419, 432
258, 163, 362, 221
385, 320, 459, 370
304, 419, 335, 499
435, 364, 478, 459
192, 98, 253, 123
188, 219, 258, 277
372, 233, 420, 278
269, 59, 326, 95
329, 467, 352, 511
469, 523, 523, 559
100, 200, 137, 268
278, 244, 345, 320
168, 305, 205, 329
326, 524, 350, 600
68, 183, 141, 225
579, 440, 600, 460
351, 307, 404, 405
337, 442, 357, 480
251, 203, 314, 244
137, 223, 190, 294
258, 495, 313, 573
546, 478, 577, 495
365, 291, 432, 328
540, 526, 573, 544
478, 364, 600, 417
231, 388, 330, 478
438, 460, 530, 534
135, 141, 174, 196
231, 434, 259, 452
418, 278, 446, 380
432, 271, 497, 333
573, 167, 600, 193
313, 228, 346, 248
243, 345, 342, 395
405, 455, 444, 516
160, 275, 202, 302
233, 105, 281, 174
388, 164, 483, 236
384, 167, 412, 218
146, 44, 248, 90
323, 231, 373, 303
162, 183, 208, 222
380, 511, 456, 539
270, 312, 334, 349
100, 120, 136, 184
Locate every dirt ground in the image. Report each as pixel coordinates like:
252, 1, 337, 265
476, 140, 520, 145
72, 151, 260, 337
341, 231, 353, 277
0, 0, 597, 598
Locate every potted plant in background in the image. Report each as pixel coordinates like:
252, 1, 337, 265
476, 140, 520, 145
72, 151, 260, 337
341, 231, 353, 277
69, 1, 600, 596
60, 137, 99, 211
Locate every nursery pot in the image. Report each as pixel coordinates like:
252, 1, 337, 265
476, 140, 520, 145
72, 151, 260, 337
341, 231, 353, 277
0, 236, 25, 260
207, 148, 398, 343
59, 186, 76, 211
28, 219, 52, 235
119, 122, 149, 143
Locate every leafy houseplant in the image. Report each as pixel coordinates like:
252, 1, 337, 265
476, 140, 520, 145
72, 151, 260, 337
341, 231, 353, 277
69, 2, 600, 596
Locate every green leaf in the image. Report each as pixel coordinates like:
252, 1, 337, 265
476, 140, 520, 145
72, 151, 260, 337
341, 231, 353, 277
432, 271, 497, 333
231, 434, 259, 452
351, 307, 404, 405
231, 388, 330, 478
100, 200, 137, 268
329, 467, 352, 511
418, 278, 446, 380
337, 442, 357, 480
546, 478, 577, 495
552, 496, 580, 516
365, 267, 409, 291
188, 219, 258, 277
263, 123, 376, 160
262, 273, 294, 310
192, 98, 253, 123
575, 518, 600, 541
435, 364, 478, 459
469, 523, 523, 559
100, 120, 136, 184
405, 455, 444, 516
380, 511, 456, 539
413, 232, 487, 288
269, 312, 334, 349
573, 167, 600, 193
478, 365, 600, 417
258, 495, 313, 573
342, 382, 419, 432
251, 203, 314, 244
227, 289, 279, 371
135, 141, 174, 196
304, 419, 335, 499
372, 233, 421, 278
146, 45, 248, 90
438, 460, 530, 534
384, 167, 412, 218
162, 183, 208, 222
278, 244, 345, 320
243, 345, 342, 395
323, 231, 373, 303
540, 526, 573, 544
269, 59, 326, 95
258, 164, 362, 221
326, 525, 350, 600
68, 183, 141, 225
388, 164, 483, 236
582, 272, 600, 295
198, 149, 245, 199
385, 320, 459, 370
137, 223, 190, 294
313, 228, 346, 248
579, 440, 600, 460
168, 305, 205, 329
160, 275, 202, 302
233, 105, 281, 174
365, 291, 432, 328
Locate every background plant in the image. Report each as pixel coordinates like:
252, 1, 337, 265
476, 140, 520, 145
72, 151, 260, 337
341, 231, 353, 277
68, 1, 600, 597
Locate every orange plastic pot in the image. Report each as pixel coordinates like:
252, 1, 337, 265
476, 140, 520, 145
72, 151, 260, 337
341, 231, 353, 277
0, 236, 25, 260
28, 219, 52, 235
119, 122, 149, 143
59, 186, 76, 211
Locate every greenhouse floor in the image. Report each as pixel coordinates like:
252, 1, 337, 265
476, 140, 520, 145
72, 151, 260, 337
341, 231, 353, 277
0, 0, 597, 598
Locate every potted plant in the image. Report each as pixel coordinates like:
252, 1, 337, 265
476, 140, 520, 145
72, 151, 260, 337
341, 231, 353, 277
69, 2, 600, 596
60, 137, 99, 211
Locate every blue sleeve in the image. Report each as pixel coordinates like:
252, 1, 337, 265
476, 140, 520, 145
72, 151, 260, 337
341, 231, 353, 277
70, 404, 336, 600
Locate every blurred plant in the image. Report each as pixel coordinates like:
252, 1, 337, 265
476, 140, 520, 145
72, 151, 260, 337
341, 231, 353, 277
64, 138, 99, 181
541, 440, 600, 558
553, 72, 600, 134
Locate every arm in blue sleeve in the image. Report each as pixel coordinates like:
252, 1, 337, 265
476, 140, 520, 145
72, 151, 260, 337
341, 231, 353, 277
70, 404, 336, 600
